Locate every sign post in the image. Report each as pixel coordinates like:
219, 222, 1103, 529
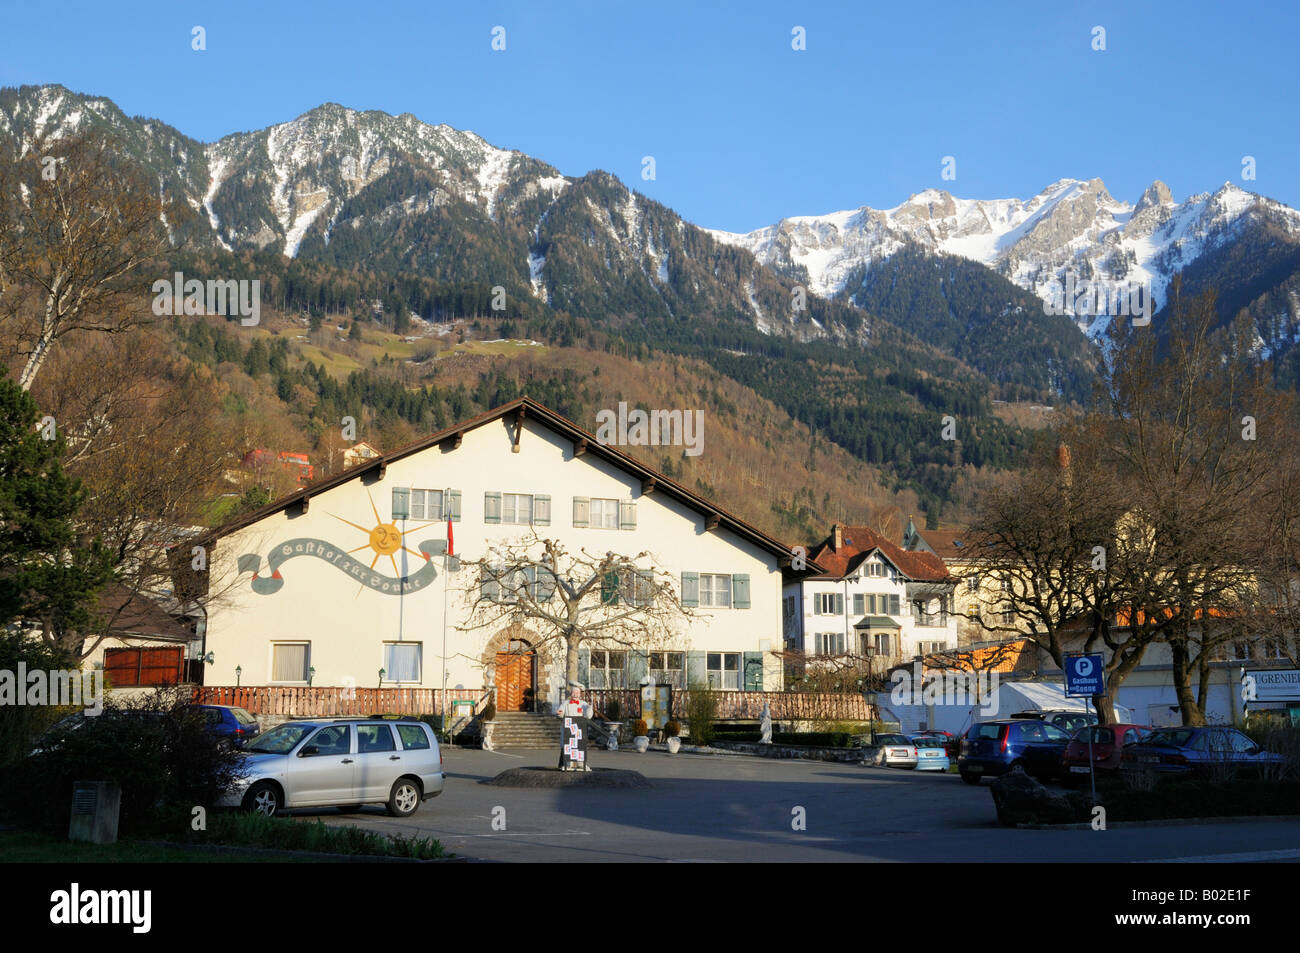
1064, 653, 1106, 805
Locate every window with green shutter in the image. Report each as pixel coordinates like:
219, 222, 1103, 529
732, 574, 750, 609
484, 491, 501, 524
743, 651, 763, 691
572, 497, 590, 528
686, 651, 707, 688
680, 572, 699, 607
619, 500, 637, 530
447, 489, 461, 522
534, 494, 551, 526
601, 571, 620, 605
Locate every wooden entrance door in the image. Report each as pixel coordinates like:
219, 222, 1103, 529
495, 652, 535, 711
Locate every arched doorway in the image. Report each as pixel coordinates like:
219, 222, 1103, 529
495, 638, 536, 712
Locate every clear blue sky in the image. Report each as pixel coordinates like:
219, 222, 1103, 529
3, 0, 1296, 232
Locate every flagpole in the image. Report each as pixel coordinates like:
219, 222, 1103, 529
441, 490, 452, 740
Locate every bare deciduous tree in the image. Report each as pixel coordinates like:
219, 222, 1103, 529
458, 532, 692, 694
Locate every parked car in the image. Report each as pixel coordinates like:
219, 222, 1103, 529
1062, 724, 1152, 781
913, 729, 958, 759
190, 705, 260, 748
1010, 710, 1099, 734
909, 735, 951, 772
217, 716, 444, 817
958, 719, 1072, 784
1120, 726, 1286, 780
864, 732, 918, 768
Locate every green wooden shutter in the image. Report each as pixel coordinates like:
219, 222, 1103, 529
391, 487, 410, 520
853, 593, 865, 615
628, 650, 649, 687
686, 651, 707, 689
889, 594, 901, 615
833, 593, 844, 615
619, 499, 637, 530
484, 491, 501, 524
743, 651, 763, 691
533, 494, 551, 526
536, 567, 556, 600
601, 571, 620, 605
578, 649, 590, 687
680, 571, 699, 607
732, 573, 751, 609
482, 567, 500, 602
572, 497, 590, 527
447, 489, 461, 522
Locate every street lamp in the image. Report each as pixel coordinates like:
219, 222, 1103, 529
308, 666, 316, 687
235, 665, 242, 687
378, 668, 386, 688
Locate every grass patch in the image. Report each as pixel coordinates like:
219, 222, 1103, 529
0, 830, 329, 863
194, 811, 447, 859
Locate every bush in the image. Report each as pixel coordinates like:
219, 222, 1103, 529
0, 688, 243, 835
664, 720, 681, 737
633, 719, 649, 737
603, 694, 623, 722
684, 687, 718, 747
0, 629, 78, 766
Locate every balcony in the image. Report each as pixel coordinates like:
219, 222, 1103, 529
912, 609, 951, 628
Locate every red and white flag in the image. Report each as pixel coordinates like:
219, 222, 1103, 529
446, 515, 454, 557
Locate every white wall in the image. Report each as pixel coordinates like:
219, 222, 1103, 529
203, 418, 783, 699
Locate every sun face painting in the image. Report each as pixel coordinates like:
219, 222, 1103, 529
237, 492, 449, 597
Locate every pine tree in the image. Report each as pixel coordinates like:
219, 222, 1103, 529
0, 375, 114, 648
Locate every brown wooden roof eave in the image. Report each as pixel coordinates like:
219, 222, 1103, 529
195, 396, 819, 569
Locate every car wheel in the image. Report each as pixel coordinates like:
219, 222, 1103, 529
242, 781, 282, 817
960, 771, 981, 785
387, 778, 421, 817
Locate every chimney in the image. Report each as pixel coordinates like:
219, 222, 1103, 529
832, 524, 843, 551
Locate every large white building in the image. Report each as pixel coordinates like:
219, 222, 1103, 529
186, 398, 798, 710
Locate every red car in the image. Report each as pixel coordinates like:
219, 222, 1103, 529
914, 729, 958, 759
1062, 723, 1152, 781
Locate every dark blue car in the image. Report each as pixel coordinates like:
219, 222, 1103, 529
958, 719, 1072, 784
191, 705, 260, 747
1120, 726, 1286, 780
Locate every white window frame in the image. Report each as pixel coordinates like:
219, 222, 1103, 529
700, 573, 732, 608
706, 652, 740, 690
501, 493, 534, 525
383, 642, 422, 683
589, 649, 627, 689
649, 651, 685, 689
589, 498, 619, 529
270, 641, 311, 685
815, 632, 846, 656
815, 592, 841, 615
408, 489, 444, 521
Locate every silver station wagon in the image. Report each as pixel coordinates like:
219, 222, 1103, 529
218, 716, 444, 817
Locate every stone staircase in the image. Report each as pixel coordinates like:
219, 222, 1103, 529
490, 711, 563, 749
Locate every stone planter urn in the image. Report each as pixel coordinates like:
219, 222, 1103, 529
666, 736, 681, 754
633, 735, 650, 753
605, 722, 622, 751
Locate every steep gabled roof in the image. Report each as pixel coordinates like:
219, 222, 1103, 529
807, 525, 950, 582
196, 396, 812, 566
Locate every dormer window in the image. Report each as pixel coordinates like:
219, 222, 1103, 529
867, 560, 884, 578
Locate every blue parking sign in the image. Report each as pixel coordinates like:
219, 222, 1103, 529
1064, 654, 1105, 697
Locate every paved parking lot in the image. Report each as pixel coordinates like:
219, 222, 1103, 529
301, 747, 1300, 862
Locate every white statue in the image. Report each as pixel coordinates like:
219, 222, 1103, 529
759, 701, 773, 744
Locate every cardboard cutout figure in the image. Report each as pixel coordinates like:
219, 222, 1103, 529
556, 681, 592, 770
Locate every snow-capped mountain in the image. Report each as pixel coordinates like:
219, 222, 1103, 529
708, 178, 1300, 336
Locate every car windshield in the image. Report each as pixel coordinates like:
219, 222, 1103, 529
245, 723, 316, 754
231, 708, 257, 725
